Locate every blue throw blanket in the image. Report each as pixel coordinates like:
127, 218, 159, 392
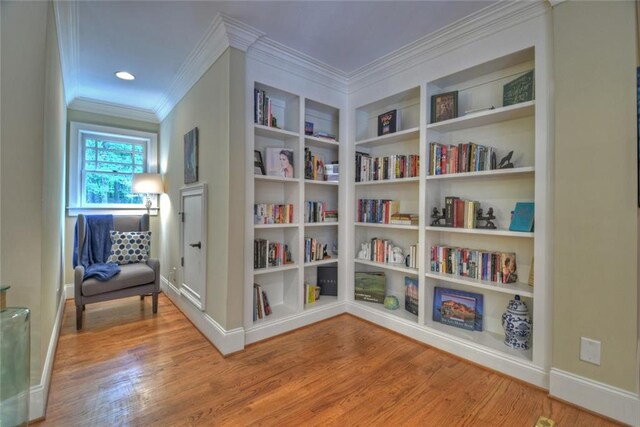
73, 215, 121, 281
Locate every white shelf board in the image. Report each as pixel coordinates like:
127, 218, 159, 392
354, 258, 418, 275
303, 295, 340, 312
252, 303, 298, 326
354, 222, 419, 231
304, 222, 338, 227
355, 177, 420, 186
355, 127, 420, 147
425, 226, 534, 238
305, 136, 340, 149
426, 101, 535, 133
426, 167, 535, 181
304, 259, 338, 267
425, 271, 534, 298
424, 319, 532, 363
254, 264, 299, 276
352, 299, 419, 324
255, 175, 300, 183
304, 179, 339, 186
254, 223, 299, 229
254, 124, 299, 138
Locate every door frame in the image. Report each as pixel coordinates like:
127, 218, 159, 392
179, 183, 208, 311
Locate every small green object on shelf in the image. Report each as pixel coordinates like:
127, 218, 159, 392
384, 295, 399, 310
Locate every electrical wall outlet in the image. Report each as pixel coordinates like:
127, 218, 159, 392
580, 337, 601, 365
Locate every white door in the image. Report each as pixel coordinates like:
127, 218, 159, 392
180, 184, 207, 310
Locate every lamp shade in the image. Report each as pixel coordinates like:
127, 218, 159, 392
132, 173, 164, 194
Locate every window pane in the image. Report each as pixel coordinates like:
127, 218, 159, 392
134, 153, 144, 164
96, 162, 133, 173
85, 138, 96, 148
85, 148, 96, 161
84, 172, 143, 204
103, 141, 133, 152
97, 150, 133, 164
134, 165, 144, 173
85, 162, 96, 171
134, 145, 144, 153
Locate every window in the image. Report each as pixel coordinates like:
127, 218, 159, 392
69, 122, 158, 214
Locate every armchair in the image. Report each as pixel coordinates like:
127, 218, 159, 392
74, 214, 160, 330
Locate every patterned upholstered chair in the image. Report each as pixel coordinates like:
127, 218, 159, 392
74, 214, 159, 330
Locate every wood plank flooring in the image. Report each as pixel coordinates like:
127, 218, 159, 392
36, 294, 621, 426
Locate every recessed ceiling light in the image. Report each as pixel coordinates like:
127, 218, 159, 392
115, 71, 135, 81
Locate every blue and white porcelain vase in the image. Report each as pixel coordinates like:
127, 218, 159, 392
501, 295, 531, 350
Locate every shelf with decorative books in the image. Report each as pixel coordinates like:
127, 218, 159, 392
425, 166, 534, 181
355, 127, 420, 148
253, 263, 298, 275
305, 136, 339, 150
425, 271, 533, 298
424, 319, 533, 363
426, 100, 534, 133
254, 83, 300, 134
304, 179, 339, 186
425, 226, 534, 238
354, 258, 417, 276
354, 222, 419, 231
355, 176, 420, 186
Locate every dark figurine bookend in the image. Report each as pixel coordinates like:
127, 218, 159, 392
476, 207, 497, 229
431, 207, 447, 226
498, 150, 514, 169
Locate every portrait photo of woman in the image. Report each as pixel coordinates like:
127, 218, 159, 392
266, 148, 294, 178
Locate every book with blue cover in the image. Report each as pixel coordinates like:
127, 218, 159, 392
509, 202, 535, 232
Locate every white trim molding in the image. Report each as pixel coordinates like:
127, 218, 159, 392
52, 0, 79, 105
64, 283, 74, 300
154, 13, 264, 120
160, 276, 244, 355
348, 1, 549, 93
547, 0, 567, 6
550, 368, 640, 427
29, 286, 66, 421
68, 98, 159, 124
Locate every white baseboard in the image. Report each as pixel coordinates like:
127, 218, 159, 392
160, 276, 245, 355
550, 368, 640, 426
29, 284, 66, 421
64, 283, 74, 299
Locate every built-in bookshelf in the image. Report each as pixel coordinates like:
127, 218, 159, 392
247, 81, 344, 341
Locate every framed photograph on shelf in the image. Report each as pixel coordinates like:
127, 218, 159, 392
184, 127, 198, 184
254, 150, 265, 175
503, 70, 534, 107
433, 287, 484, 331
266, 148, 294, 178
431, 91, 458, 123
377, 109, 398, 136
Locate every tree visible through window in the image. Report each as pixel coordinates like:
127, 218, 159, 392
82, 136, 146, 205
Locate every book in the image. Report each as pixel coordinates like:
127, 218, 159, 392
503, 70, 534, 107
318, 265, 337, 296
377, 109, 398, 136
390, 213, 419, 225
509, 202, 535, 232
404, 276, 418, 316
433, 287, 483, 331
305, 121, 314, 135
305, 283, 319, 304
354, 272, 386, 304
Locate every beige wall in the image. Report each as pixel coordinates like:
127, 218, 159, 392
1, 0, 66, 385
553, 1, 638, 392
63, 110, 160, 285
159, 47, 245, 330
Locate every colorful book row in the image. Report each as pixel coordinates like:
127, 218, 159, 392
254, 203, 294, 225
304, 237, 328, 263
356, 152, 420, 182
356, 199, 400, 224
254, 239, 293, 269
253, 283, 272, 320
430, 245, 518, 284
429, 142, 498, 175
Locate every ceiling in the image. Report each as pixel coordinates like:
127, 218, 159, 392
72, 1, 495, 116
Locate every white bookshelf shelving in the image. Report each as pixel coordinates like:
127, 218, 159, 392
354, 222, 419, 231
425, 226, 534, 238
355, 176, 420, 186
253, 264, 299, 276
254, 223, 299, 229
425, 167, 535, 181
354, 258, 418, 275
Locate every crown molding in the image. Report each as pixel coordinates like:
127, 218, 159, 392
348, 0, 549, 93
69, 97, 159, 123
248, 37, 349, 94
547, 0, 567, 6
154, 13, 264, 121
53, 0, 79, 105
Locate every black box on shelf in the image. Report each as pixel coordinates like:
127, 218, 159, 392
318, 265, 337, 296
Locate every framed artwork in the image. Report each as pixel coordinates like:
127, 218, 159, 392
266, 147, 294, 178
254, 150, 266, 175
377, 109, 398, 136
431, 91, 458, 123
184, 127, 198, 184
503, 70, 535, 106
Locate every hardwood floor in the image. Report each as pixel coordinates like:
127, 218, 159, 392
36, 294, 620, 426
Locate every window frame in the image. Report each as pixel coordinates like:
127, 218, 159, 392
68, 122, 158, 215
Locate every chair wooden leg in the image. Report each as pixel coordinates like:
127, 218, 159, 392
76, 306, 83, 330
152, 292, 158, 314
140, 295, 145, 301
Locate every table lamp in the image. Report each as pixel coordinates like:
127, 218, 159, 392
132, 173, 164, 214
